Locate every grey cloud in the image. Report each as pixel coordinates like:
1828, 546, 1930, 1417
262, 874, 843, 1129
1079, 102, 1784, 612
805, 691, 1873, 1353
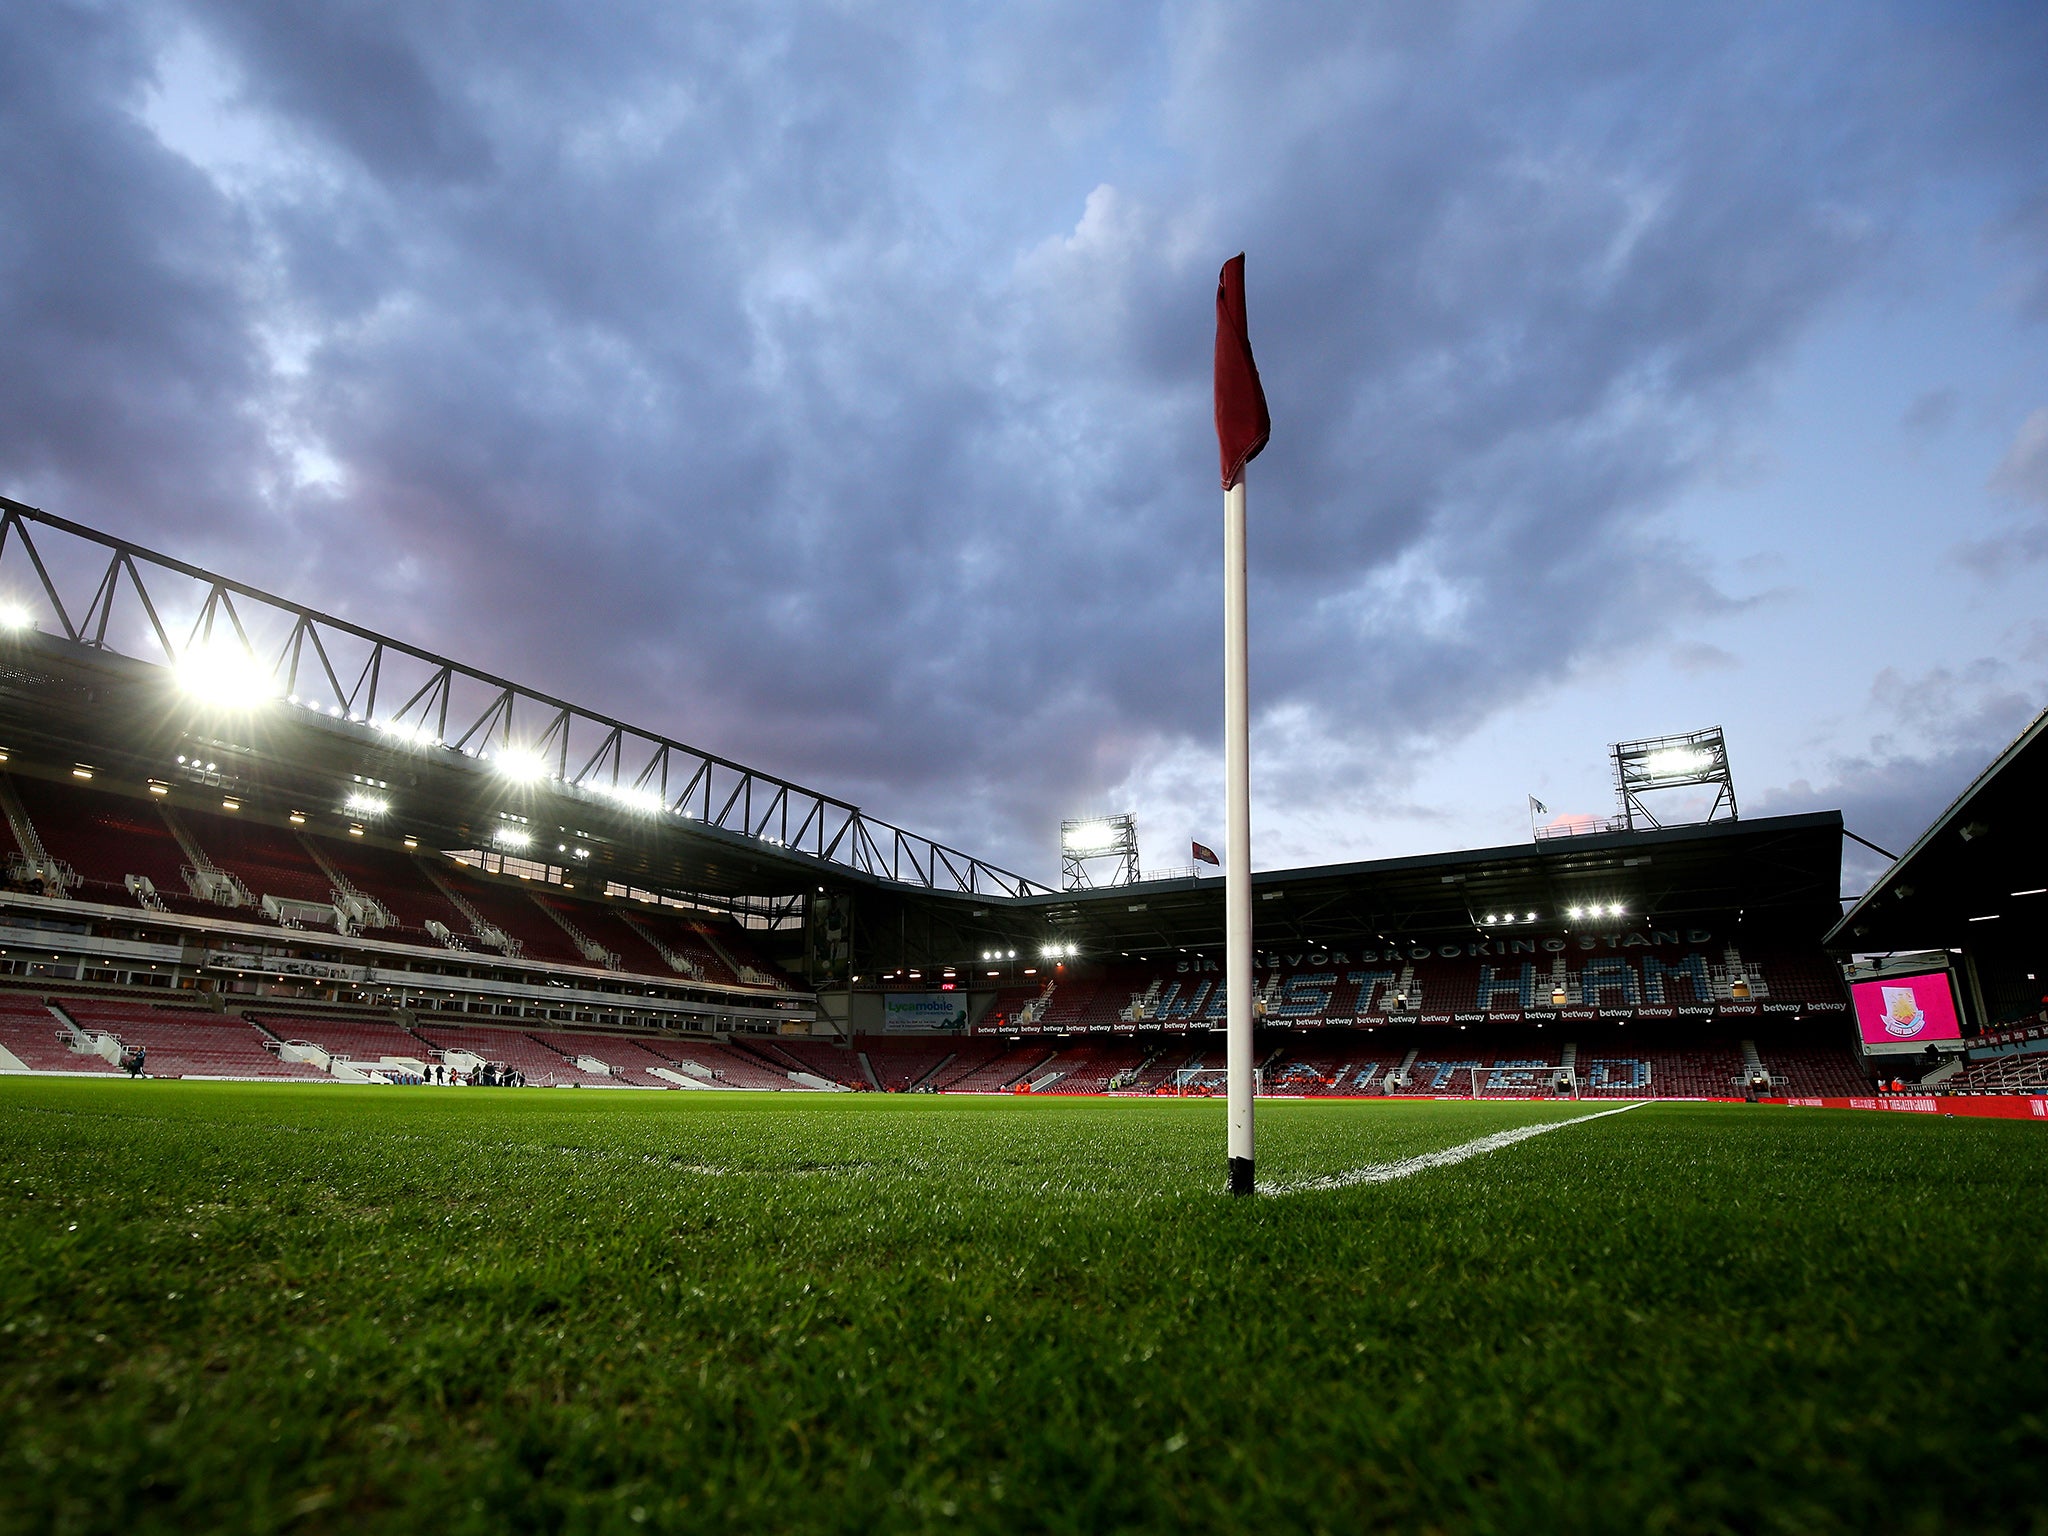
1990, 407, 2048, 505
1757, 662, 2040, 895
2, 0, 2045, 876
0, 3, 272, 531
1671, 641, 1740, 674
185, 0, 494, 183
1953, 407, 2048, 574
1900, 387, 1959, 439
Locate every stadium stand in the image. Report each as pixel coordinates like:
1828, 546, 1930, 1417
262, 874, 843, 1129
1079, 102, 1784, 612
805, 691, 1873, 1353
928, 1040, 1046, 1092
997, 942, 1847, 1036
860, 1038, 962, 1092
634, 1036, 794, 1089
976, 985, 1045, 1033
1574, 1044, 1745, 1097
293, 836, 466, 936
1036, 979, 1107, 1033
434, 866, 584, 966
0, 994, 116, 1072
12, 775, 215, 914
192, 816, 337, 908
519, 1029, 668, 1084
0, 774, 809, 1011
1755, 1044, 1869, 1097
1118, 1045, 1194, 1094
528, 892, 665, 974
1387, 1053, 1558, 1096
1944, 1052, 2048, 1095
0, 779, 1876, 1101
764, 1037, 870, 1089
1262, 1041, 1408, 1095
249, 1012, 431, 1065
1037, 1043, 1143, 1094
56, 998, 327, 1080
414, 1024, 606, 1085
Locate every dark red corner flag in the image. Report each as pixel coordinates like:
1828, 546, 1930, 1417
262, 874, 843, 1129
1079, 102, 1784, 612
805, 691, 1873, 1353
1214, 253, 1271, 490
1192, 840, 1221, 867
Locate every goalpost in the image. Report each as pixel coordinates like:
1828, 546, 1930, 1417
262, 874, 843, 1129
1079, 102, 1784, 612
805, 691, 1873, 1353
1173, 1065, 1264, 1098
1464, 1064, 1579, 1100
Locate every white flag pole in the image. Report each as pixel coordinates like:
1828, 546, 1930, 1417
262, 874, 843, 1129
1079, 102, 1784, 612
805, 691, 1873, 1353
1224, 470, 1254, 1195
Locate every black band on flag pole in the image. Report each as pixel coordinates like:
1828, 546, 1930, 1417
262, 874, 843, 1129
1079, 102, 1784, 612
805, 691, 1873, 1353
1229, 1157, 1255, 1197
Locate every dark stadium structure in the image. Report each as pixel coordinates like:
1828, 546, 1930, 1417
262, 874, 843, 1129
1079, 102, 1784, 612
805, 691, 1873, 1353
0, 496, 1931, 1098
1830, 704, 2048, 1096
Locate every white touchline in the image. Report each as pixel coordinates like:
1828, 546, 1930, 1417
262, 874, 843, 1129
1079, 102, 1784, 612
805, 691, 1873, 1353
1257, 1100, 1650, 1196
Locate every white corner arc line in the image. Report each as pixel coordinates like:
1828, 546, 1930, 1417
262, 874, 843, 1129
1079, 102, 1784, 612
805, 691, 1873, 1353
1257, 1100, 1651, 1196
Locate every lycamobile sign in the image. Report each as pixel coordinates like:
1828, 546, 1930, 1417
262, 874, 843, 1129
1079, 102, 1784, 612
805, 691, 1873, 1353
884, 994, 969, 1034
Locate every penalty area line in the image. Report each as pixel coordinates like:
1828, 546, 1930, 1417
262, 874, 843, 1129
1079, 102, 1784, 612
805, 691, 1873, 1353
1257, 1100, 1651, 1196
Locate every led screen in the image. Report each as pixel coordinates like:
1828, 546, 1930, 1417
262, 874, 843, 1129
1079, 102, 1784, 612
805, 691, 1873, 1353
1851, 972, 1962, 1046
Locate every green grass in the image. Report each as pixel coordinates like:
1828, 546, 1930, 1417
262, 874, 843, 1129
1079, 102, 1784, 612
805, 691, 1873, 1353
1, 1081, 2044, 1534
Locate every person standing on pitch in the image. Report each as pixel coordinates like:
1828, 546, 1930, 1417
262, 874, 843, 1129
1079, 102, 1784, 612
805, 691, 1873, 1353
1214, 253, 1271, 1197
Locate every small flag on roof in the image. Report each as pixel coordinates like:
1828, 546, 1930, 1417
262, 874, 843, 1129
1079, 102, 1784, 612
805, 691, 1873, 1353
1192, 840, 1221, 867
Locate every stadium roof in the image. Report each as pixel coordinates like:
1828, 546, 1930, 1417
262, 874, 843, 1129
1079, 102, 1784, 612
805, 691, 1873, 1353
0, 500, 1850, 968
0, 498, 1048, 904
1827, 704, 2048, 954
936, 810, 1847, 963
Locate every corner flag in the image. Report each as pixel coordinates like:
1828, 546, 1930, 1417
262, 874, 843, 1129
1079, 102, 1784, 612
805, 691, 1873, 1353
1214, 254, 1270, 490
1214, 254, 1267, 1196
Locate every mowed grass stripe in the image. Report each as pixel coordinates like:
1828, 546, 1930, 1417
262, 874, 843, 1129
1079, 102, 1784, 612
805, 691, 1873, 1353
2, 1079, 2044, 1534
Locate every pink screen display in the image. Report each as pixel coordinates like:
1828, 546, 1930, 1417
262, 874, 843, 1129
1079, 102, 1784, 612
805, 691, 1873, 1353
1851, 972, 1962, 1046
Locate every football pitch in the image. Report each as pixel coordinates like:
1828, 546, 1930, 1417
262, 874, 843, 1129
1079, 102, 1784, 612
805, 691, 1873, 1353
2, 1081, 2043, 1534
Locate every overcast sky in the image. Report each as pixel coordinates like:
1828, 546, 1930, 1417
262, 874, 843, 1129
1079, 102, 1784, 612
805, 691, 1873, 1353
3, 1, 2045, 892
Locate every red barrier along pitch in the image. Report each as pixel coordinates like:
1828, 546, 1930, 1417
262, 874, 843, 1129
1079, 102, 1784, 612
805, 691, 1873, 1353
1770, 1095, 2048, 1121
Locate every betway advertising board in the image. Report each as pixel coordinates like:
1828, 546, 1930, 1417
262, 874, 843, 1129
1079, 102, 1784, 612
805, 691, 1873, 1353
884, 993, 969, 1034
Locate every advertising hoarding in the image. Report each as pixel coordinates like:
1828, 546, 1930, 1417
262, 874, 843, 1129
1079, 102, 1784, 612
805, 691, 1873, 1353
883, 993, 969, 1034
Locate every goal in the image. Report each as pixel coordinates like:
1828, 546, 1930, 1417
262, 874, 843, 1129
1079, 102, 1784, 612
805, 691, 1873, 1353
1169, 1066, 1264, 1097
1464, 1062, 1577, 1099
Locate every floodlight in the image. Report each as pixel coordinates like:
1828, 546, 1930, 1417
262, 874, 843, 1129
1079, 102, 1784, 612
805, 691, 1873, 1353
1608, 902, 1624, 917
494, 746, 550, 782
344, 791, 389, 817
174, 641, 277, 708
495, 826, 532, 849
1643, 747, 1714, 778
0, 600, 34, 631
1525, 912, 1535, 921
1061, 819, 1124, 855
1566, 905, 1581, 919
586, 780, 665, 815
377, 719, 439, 748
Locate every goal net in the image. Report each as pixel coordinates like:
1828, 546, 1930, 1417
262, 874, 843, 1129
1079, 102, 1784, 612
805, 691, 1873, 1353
1464, 1062, 1577, 1099
1169, 1066, 1264, 1097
